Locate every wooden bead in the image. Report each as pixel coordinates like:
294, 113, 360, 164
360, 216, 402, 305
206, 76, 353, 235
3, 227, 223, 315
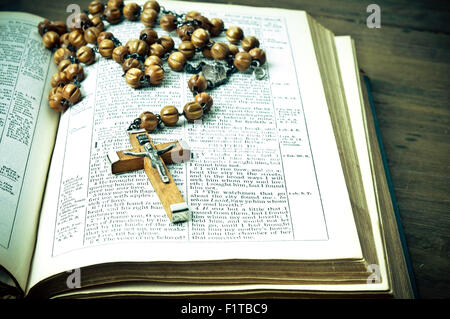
209, 18, 224, 37
144, 55, 163, 68
52, 21, 68, 35
195, 16, 212, 32
140, 8, 158, 27
123, 3, 141, 21
183, 102, 203, 122
65, 64, 84, 82
126, 39, 149, 56
38, 19, 52, 36
88, 1, 104, 15
202, 44, 213, 59
188, 74, 207, 93
149, 43, 165, 58
138, 111, 158, 132
107, 0, 123, 9
145, 65, 164, 85
158, 35, 174, 53
168, 52, 186, 72
194, 92, 213, 113
51, 72, 70, 88
226, 26, 244, 44
62, 83, 81, 104
68, 30, 86, 49
48, 86, 63, 100
77, 46, 95, 65
228, 43, 239, 56
160, 105, 179, 126
99, 39, 115, 58
112, 46, 128, 64
233, 51, 252, 71
185, 11, 201, 21
53, 47, 72, 65
210, 42, 229, 60
57, 59, 71, 72
42, 31, 59, 49
140, 28, 158, 45
241, 36, 260, 52
176, 25, 195, 41
59, 33, 70, 48
125, 68, 144, 88
97, 31, 112, 45
48, 93, 69, 112
84, 27, 100, 44
160, 14, 177, 32
104, 6, 122, 24
122, 58, 141, 72
191, 28, 209, 48
249, 48, 266, 66
90, 15, 104, 32
178, 41, 195, 59
143, 0, 160, 13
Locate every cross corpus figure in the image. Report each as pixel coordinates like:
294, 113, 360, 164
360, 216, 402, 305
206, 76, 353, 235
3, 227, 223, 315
107, 129, 191, 223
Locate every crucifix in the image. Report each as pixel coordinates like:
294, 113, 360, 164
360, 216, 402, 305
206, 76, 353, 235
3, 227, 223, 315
107, 128, 191, 223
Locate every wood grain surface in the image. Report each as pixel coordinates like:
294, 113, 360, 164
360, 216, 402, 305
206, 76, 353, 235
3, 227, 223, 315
1, 0, 448, 298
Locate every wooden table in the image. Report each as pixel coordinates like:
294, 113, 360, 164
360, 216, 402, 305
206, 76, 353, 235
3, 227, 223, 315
1, 0, 448, 299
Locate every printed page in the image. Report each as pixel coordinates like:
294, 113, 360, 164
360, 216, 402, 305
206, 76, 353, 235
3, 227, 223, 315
0, 12, 59, 291
29, 1, 362, 290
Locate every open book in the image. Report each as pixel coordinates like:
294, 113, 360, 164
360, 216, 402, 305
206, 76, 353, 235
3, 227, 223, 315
0, 0, 415, 298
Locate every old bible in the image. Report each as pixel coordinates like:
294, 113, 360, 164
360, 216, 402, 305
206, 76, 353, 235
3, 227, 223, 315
0, 0, 415, 298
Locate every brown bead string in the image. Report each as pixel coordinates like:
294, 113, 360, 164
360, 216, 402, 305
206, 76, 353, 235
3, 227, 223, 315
38, 0, 267, 133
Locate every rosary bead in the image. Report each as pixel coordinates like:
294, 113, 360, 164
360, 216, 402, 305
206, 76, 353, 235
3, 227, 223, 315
52, 21, 68, 35
48, 93, 69, 112
90, 15, 105, 32
210, 42, 229, 60
191, 28, 210, 48
145, 65, 164, 85
241, 36, 260, 52
57, 59, 71, 72
233, 51, 252, 71
38, 19, 52, 36
88, 0, 104, 15
140, 28, 158, 45
209, 18, 224, 37
183, 101, 203, 122
160, 14, 177, 32
107, 0, 123, 9
125, 68, 144, 88
48, 86, 63, 100
228, 43, 239, 56
138, 111, 158, 132
195, 16, 212, 32
176, 25, 195, 41
77, 46, 95, 65
42, 31, 59, 49
65, 63, 85, 82
185, 11, 201, 21
68, 30, 86, 49
144, 55, 163, 68
51, 71, 70, 88
112, 46, 129, 64
62, 83, 82, 104
194, 92, 213, 113
97, 31, 112, 45
160, 105, 179, 126
84, 27, 100, 44
126, 39, 149, 56
178, 41, 196, 59
202, 45, 214, 59
188, 74, 207, 93
104, 6, 122, 25
122, 58, 141, 72
140, 8, 158, 27
168, 51, 186, 72
99, 39, 115, 58
249, 47, 266, 65
123, 2, 141, 21
158, 35, 174, 53
143, 0, 160, 13
225, 26, 244, 44
147, 43, 164, 58
53, 47, 72, 65
59, 33, 70, 48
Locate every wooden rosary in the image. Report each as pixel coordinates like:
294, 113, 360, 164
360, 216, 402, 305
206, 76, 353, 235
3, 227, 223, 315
38, 0, 267, 133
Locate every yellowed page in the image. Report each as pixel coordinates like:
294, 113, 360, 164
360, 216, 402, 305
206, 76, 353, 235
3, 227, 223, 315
29, 1, 362, 292
0, 12, 59, 292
